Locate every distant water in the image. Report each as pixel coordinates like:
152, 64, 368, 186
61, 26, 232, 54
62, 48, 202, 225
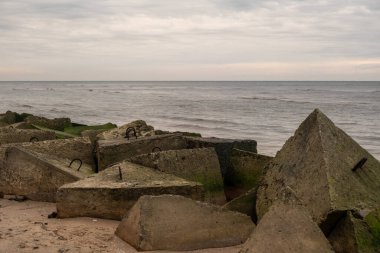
0, 81, 379, 159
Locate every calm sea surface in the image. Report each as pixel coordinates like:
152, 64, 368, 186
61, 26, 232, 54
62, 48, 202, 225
0, 81, 379, 159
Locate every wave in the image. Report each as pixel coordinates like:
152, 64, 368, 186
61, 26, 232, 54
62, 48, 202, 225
239, 96, 313, 105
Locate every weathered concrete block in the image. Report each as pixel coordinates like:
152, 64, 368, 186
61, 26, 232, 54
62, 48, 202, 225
328, 209, 380, 253
129, 148, 226, 205
97, 133, 187, 171
185, 137, 257, 182
0, 128, 56, 145
56, 162, 203, 220
0, 147, 88, 202
116, 195, 255, 251
97, 120, 154, 140
226, 149, 272, 200
25, 115, 71, 131
240, 202, 334, 253
256, 109, 380, 233
0, 137, 96, 170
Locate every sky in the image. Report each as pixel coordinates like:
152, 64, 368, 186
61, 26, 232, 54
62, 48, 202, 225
0, 0, 379, 81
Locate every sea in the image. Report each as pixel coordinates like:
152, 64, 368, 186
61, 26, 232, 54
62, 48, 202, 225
0, 81, 379, 159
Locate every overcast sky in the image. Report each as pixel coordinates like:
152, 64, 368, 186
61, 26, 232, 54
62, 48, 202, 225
0, 0, 379, 81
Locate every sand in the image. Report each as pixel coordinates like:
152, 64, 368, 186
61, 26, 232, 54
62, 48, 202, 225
0, 198, 241, 253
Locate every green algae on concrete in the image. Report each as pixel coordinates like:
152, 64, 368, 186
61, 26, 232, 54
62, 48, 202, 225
64, 123, 116, 136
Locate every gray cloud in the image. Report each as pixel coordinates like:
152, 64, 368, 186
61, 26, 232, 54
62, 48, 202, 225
0, 0, 379, 80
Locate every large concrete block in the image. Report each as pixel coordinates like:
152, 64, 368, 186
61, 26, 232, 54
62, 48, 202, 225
0, 128, 56, 145
185, 137, 257, 182
97, 120, 154, 140
226, 149, 272, 200
240, 202, 334, 253
96, 133, 187, 171
25, 115, 71, 131
0, 137, 96, 170
129, 148, 226, 205
328, 209, 380, 253
116, 195, 255, 251
256, 109, 380, 233
0, 147, 89, 202
56, 161, 203, 220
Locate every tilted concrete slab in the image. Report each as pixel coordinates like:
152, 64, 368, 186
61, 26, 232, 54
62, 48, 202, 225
96, 133, 188, 171
116, 195, 255, 251
256, 109, 380, 233
0, 137, 96, 170
0, 147, 89, 202
226, 149, 272, 200
185, 137, 257, 183
0, 128, 55, 145
56, 162, 203, 220
129, 148, 226, 205
240, 202, 334, 253
328, 209, 380, 253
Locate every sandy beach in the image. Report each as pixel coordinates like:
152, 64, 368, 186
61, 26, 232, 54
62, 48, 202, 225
0, 198, 241, 253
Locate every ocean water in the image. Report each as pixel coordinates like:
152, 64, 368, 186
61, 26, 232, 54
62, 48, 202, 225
0, 81, 379, 159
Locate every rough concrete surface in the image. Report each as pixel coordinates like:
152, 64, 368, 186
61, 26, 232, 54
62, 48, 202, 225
185, 137, 257, 183
97, 134, 187, 171
0, 137, 96, 170
0, 198, 241, 253
0, 147, 88, 202
226, 149, 272, 200
239, 202, 334, 253
0, 128, 55, 145
256, 109, 380, 233
328, 210, 380, 253
57, 162, 203, 220
97, 120, 154, 140
116, 195, 255, 251
223, 188, 256, 220
129, 148, 226, 204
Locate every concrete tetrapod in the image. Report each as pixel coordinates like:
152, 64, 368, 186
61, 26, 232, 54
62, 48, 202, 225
116, 195, 255, 251
56, 162, 203, 220
129, 147, 226, 205
256, 109, 380, 233
239, 202, 334, 253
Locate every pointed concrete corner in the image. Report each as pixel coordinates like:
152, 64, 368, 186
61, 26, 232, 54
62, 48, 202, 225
240, 202, 334, 253
256, 109, 380, 233
0, 147, 88, 202
116, 195, 255, 251
56, 161, 203, 220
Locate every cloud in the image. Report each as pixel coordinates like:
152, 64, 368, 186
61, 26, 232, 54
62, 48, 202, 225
0, 0, 379, 80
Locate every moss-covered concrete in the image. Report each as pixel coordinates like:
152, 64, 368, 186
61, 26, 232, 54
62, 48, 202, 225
64, 123, 116, 136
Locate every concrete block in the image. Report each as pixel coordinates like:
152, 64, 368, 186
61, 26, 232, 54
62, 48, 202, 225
56, 161, 203, 220
328, 209, 380, 253
0, 137, 96, 170
0, 128, 56, 145
129, 148, 226, 205
185, 137, 257, 182
0, 147, 89, 202
256, 109, 380, 233
96, 133, 187, 171
240, 202, 334, 253
97, 120, 154, 140
226, 149, 272, 200
116, 195, 255, 251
